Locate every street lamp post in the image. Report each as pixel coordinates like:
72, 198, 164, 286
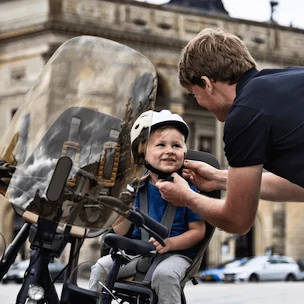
270, 1, 279, 23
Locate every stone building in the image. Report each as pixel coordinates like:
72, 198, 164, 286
1, 0, 304, 268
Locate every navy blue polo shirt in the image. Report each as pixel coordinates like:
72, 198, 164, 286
224, 67, 304, 187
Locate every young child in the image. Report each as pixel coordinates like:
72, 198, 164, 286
89, 110, 206, 304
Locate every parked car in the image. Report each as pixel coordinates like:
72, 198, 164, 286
2, 259, 66, 284
199, 258, 248, 282
223, 255, 301, 283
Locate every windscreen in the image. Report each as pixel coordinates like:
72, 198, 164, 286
0, 36, 157, 230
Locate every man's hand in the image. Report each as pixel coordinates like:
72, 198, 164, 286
155, 173, 192, 206
182, 159, 227, 192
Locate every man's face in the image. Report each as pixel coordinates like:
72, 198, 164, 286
191, 84, 214, 111
190, 78, 237, 122
146, 128, 185, 173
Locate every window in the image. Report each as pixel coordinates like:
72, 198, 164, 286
268, 259, 278, 264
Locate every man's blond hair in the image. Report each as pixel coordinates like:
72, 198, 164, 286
179, 28, 256, 89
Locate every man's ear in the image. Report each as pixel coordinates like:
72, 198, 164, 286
201, 76, 214, 93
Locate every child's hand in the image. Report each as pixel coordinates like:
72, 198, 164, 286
149, 237, 171, 254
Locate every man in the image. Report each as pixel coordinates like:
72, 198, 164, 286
155, 28, 304, 235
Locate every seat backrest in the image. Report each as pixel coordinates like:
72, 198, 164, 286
180, 149, 220, 288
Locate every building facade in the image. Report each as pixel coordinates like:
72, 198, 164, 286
1, 0, 304, 267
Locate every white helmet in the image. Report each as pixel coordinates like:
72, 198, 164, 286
150, 109, 189, 140
130, 110, 189, 165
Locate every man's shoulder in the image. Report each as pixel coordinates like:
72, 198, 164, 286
243, 66, 304, 93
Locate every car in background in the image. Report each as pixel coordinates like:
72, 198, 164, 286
199, 258, 248, 282
223, 255, 301, 283
2, 259, 66, 284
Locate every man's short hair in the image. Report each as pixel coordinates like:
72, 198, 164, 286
179, 28, 256, 90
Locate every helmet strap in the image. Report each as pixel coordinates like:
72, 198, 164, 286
144, 163, 183, 182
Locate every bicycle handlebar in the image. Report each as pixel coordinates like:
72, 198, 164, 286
126, 207, 168, 246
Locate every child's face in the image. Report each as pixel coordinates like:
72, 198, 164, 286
145, 127, 186, 173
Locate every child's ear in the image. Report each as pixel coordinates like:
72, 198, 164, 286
183, 144, 187, 154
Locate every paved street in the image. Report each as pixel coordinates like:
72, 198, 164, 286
184, 281, 304, 304
1, 281, 304, 303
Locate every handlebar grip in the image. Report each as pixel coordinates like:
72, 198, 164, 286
138, 209, 169, 239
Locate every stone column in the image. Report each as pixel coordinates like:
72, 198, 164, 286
272, 202, 286, 255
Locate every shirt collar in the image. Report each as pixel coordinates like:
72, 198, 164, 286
236, 68, 259, 95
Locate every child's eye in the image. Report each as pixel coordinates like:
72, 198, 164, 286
173, 144, 182, 148
156, 143, 165, 147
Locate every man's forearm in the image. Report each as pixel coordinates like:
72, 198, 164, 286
184, 191, 249, 234
216, 169, 228, 190
260, 172, 304, 202
220, 169, 304, 202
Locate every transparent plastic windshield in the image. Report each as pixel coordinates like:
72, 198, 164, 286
0, 36, 157, 230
